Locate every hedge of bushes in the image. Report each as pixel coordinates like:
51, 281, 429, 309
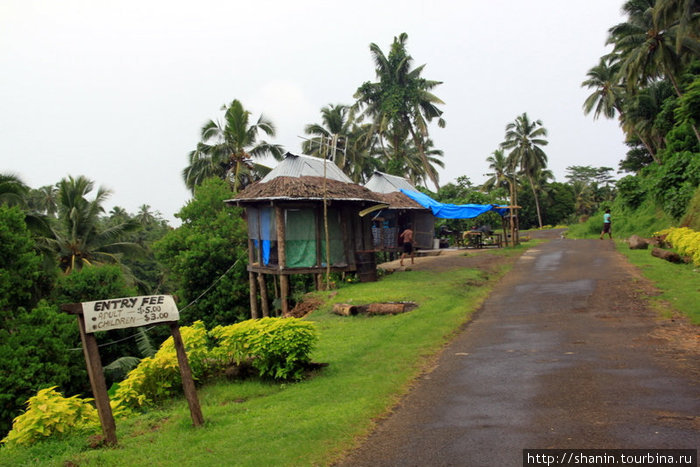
2, 317, 317, 447
655, 227, 700, 266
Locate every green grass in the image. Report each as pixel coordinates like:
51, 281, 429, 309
615, 241, 700, 324
0, 249, 524, 466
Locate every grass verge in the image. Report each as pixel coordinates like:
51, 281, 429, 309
0, 248, 526, 466
615, 241, 700, 324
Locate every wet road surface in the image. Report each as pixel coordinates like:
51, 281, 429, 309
340, 236, 699, 466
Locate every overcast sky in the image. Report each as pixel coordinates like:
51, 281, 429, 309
1, 0, 627, 225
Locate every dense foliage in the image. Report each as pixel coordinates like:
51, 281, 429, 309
581, 1, 700, 220
0, 206, 41, 319
154, 178, 250, 327
1, 387, 98, 447
2, 317, 318, 447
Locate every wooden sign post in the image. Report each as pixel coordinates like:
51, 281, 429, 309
62, 294, 203, 445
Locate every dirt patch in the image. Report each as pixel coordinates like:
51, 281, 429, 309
379, 248, 514, 274
285, 294, 325, 318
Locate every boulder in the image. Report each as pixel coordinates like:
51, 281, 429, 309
628, 235, 649, 250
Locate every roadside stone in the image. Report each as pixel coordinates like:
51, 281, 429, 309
628, 235, 649, 249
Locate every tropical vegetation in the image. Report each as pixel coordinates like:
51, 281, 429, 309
182, 100, 284, 193
0, 6, 698, 461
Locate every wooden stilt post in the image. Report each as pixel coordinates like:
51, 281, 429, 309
248, 239, 259, 319
275, 205, 289, 315
249, 272, 259, 319
280, 275, 290, 315
273, 276, 280, 317
258, 273, 269, 317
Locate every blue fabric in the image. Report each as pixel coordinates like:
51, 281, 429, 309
260, 209, 272, 265
400, 189, 509, 219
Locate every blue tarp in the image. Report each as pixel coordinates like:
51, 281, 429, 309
400, 189, 509, 219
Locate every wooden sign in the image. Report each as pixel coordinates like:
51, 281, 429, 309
81, 294, 179, 333
62, 295, 203, 446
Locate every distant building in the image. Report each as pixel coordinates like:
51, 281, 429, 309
364, 171, 435, 250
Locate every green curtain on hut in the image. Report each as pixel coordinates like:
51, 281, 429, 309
285, 209, 317, 268
321, 208, 347, 266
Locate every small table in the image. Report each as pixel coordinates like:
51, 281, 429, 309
482, 233, 503, 248
463, 231, 483, 249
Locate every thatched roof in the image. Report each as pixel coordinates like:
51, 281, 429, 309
375, 191, 425, 210
228, 176, 383, 204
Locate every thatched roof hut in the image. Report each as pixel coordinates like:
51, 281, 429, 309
226, 153, 382, 317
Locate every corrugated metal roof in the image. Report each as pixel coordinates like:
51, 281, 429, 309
260, 152, 352, 183
364, 171, 417, 193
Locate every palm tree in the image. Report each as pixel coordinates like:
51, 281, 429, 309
482, 149, 513, 193
622, 80, 674, 161
343, 123, 382, 184
303, 104, 355, 169
380, 134, 444, 187
502, 113, 549, 228
354, 33, 446, 190
607, 0, 697, 98
135, 204, 157, 226
581, 55, 660, 161
183, 100, 284, 193
28, 185, 58, 217
0, 173, 28, 206
582, 56, 625, 120
45, 175, 141, 273
654, 0, 700, 52
607, 0, 700, 145
571, 180, 596, 217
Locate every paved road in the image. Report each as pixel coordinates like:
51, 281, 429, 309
340, 236, 699, 466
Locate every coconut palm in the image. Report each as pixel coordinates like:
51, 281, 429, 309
582, 55, 661, 161
582, 56, 626, 120
303, 104, 355, 169
45, 175, 141, 273
183, 100, 284, 193
607, 0, 698, 98
135, 204, 157, 226
380, 135, 444, 188
354, 33, 446, 190
622, 80, 674, 160
502, 113, 549, 228
28, 185, 58, 217
0, 173, 28, 207
654, 0, 700, 52
482, 149, 513, 193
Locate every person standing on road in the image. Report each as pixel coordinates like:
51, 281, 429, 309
600, 208, 612, 240
399, 225, 415, 266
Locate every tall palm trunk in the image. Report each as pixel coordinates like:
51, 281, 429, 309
527, 173, 544, 228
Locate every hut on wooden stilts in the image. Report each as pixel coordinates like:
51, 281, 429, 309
226, 153, 383, 317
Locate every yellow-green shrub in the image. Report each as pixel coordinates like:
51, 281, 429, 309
1, 387, 98, 447
112, 321, 211, 410
655, 227, 700, 266
210, 317, 318, 380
